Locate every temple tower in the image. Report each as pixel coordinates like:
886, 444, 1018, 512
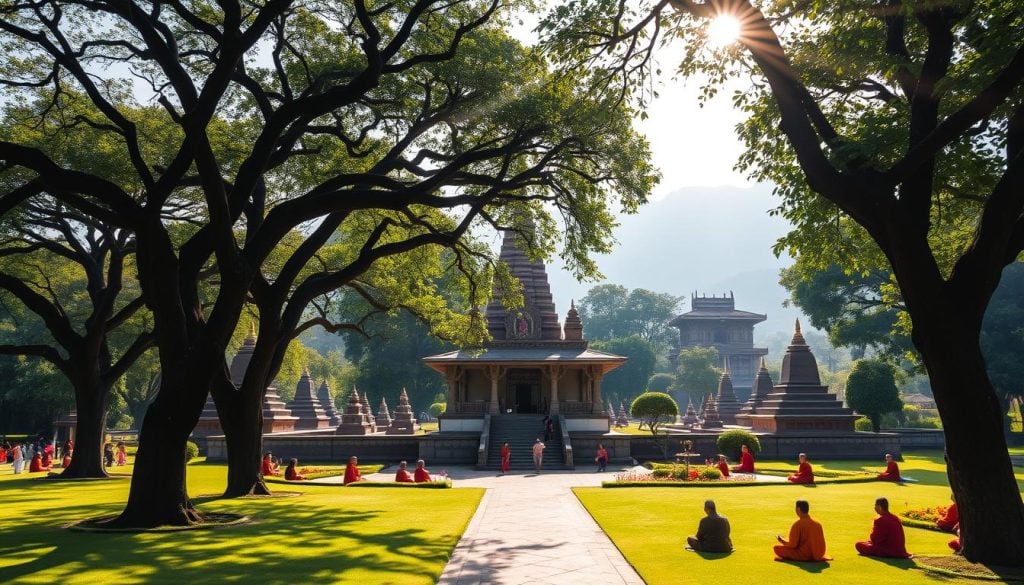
735, 357, 774, 427
701, 395, 723, 429
335, 389, 372, 435
387, 388, 419, 435
317, 380, 342, 426
714, 369, 742, 425
287, 368, 332, 430
375, 397, 393, 430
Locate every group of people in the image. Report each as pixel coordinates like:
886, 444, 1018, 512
260, 453, 437, 485
103, 442, 128, 467
261, 452, 309, 481
785, 452, 904, 484
2, 437, 72, 473
686, 497, 911, 561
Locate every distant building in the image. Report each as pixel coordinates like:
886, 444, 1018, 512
902, 393, 936, 409
669, 292, 768, 402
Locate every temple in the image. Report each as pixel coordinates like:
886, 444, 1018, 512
669, 293, 768, 401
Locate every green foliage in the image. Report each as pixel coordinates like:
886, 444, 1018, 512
629, 392, 679, 435
698, 467, 722, 481
672, 346, 721, 405
428, 402, 447, 417
578, 285, 681, 351
855, 417, 874, 432
646, 373, 674, 392
184, 442, 199, 463
592, 336, 657, 405
846, 360, 903, 433
716, 430, 761, 460
0, 355, 73, 435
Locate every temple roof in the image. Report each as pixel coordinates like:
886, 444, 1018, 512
423, 346, 626, 373
669, 293, 766, 326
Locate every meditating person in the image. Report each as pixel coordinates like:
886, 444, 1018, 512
876, 454, 901, 481
261, 453, 280, 476
686, 500, 733, 553
948, 524, 961, 553
62, 449, 73, 468
500, 442, 511, 475
29, 452, 49, 473
787, 453, 815, 484
41, 450, 53, 469
855, 497, 911, 558
414, 459, 432, 483
0, 445, 6, 465
285, 458, 306, 481
936, 499, 959, 532
11, 444, 24, 474
731, 444, 755, 473
103, 442, 114, 467
394, 461, 414, 483
343, 456, 363, 485
774, 500, 828, 562
595, 444, 609, 473
716, 455, 730, 478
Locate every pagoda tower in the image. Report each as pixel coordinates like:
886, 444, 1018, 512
714, 369, 742, 425
335, 388, 372, 435
317, 380, 342, 426
360, 391, 377, 432
735, 357, 774, 427
616, 401, 629, 427
287, 368, 332, 430
681, 399, 699, 427
375, 397, 393, 430
701, 395, 723, 429
387, 388, 419, 435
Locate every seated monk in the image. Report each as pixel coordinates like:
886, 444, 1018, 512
877, 454, 901, 482
686, 500, 733, 552
29, 453, 50, 473
343, 456, 363, 485
395, 461, 414, 483
414, 459, 432, 483
261, 453, 280, 476
948, 524, 961, 553
787, 453, 815, 484
285, 458, 305, 481
41, 451, 53, 469
731, 444, 755, 473
855, 497, 911, 558
936, 500, 959, 532
774, 500, 829, 562
62, 450, 73, 468
716, 455, 730, 478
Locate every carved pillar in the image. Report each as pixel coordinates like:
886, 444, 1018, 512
444, 366, 457, 415
593, 370, 604, 414
487, 365, 502, 415
549, 365, 562, 415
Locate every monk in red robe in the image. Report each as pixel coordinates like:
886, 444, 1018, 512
936, 500, 959, 532
62, 449, 73, 468
395, 461, 414, 483
855, 497, 911, 558
285, 458, 305, 481
717, 455, 730, 478
414, 459, 432, 483
343, 456, 363, 485
948, 524, 961, 553
41, 451, 53, 469
500, 442, 511, 475
261, 453, 280, 476
29, 453, 50, 472
876, 454, 901, 481
787, 453, 815, 484
774, 500, 829, 562
731, 444, 755, 473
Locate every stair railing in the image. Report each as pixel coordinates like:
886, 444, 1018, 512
477, 413, 491, 467
557, 414, 573, 468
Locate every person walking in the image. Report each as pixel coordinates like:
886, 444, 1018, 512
500, 442, 511, 475
595, 443, 609, 472
12, 443, 24, 474
532, 438, 545, 473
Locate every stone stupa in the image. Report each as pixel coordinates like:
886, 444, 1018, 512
681, 399, 699, 427
616, 401, 629, 427
287, 368, 332, 430
387, 388, 419, 434
700, 395, 723, 429
360, 391, 377, 432
317, 380, 342, 426
735, 357, 774, 427
375, 397, 393, 430
335, 388, 373, 435
714, 369, 743, 425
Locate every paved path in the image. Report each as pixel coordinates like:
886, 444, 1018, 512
366, 466, 646, 585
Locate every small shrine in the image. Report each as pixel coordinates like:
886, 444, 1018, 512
287, 369, 332, 430
360, 391, 377, 432
375, 397, 393, 430
734, 357, 774, 427
335, 389, 373, 435
713, 370, 742, 425
317, 380, 342, 426
387, 388, 419, 435
616, 401, 629, 428
700, 395, 723, 429
681, 400, 699, 427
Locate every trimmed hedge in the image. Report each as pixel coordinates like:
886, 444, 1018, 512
716, 429, 761, 460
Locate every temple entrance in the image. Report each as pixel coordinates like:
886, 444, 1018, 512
515, 383, 535, 413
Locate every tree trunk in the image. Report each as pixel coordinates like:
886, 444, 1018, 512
60, 380, 110, 479
914, 313, 1024, 565
217, 385, 270, 497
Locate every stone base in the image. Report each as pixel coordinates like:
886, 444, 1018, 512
335, 423, 372, 435
750, 415, 859, 433
263, 420, 297, 434
386, 424, 418, 435
191, 420, 223, 440
294, 419, 333, 431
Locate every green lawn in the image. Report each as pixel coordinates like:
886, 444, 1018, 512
0, 460, 482, 584
576, 451, 1024, 585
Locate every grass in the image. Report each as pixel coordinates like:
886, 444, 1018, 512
0, 459, 482, 584
575, 451, 1024, 585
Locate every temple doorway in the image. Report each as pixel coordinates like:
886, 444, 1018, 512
515, 383, 535, 413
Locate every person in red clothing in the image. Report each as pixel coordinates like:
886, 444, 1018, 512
731, 444, 755, 473
948, 524, 961, 553
500, 442, 511, 475
41, 450, 53, 469
285, 458, 305, 481
936, 498, 959, 532
717, 454, 730, 478
787, 453, 815, 484
855, 497, 911, 558
876, 454, 901, 481
414, 459, 432, 483
62, 448, 72, 468
595, 443, 609, 473
343, 456, 363, 485
395, 461, 414, 483
261, 453, 280, 476
29, 452, 50, 472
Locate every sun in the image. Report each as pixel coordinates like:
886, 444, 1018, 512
707, 14, 742, 47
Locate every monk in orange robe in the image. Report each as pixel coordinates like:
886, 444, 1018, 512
285, 458, 305, 481
731, 444, 755, 473
936, 500, 959, 532
774, 500, 828, 562
876, 454, 901, 481
717, 455, 730, 478
343, 456, 363, 485
787, 453, 815, 484
414, 459, 432, 483
29, 453, 50, 472
261, 453, 280, 476
395, 461, 414, 483
855, 497, 911, 558
500, 442, 511, 475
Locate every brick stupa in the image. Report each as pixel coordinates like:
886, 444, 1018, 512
360, 391, 377, 432
375, 397, 393, 430
700, 395, 723, 429
317, 380, 342, 426
748, 320, 860, 433
616, 401, 629, 427
681, 399, 699, 427
287, 368, 332, 430
387, 388, 419, 434
335, 388, 373, 435
735, 357, 774, 427
714, 370, 742, 425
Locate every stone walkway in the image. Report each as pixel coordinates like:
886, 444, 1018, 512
363, 466, 646, 585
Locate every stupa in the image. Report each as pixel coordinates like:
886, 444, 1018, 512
317, 380, 342, 426
681, 399, 699, 427
607, 401, 616, 426
335, 388, 373, 435
387, 388, 419, 434
360, 391, 377, 432
714, 369, 742, 425
748, 320, 860, 432
287, 368, 332, 430
735, 357, 774, 427
700, 395, 723, 429
375, 397, 393, 430
616, 401, 629, 427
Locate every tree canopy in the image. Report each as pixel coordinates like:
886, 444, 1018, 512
591, 335, 657, 405
846, 359, 903, 433
577, 284, 681, 350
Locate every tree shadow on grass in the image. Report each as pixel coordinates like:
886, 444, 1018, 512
773, 559, 831, 573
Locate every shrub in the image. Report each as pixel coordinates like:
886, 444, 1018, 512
716, 429, 761, 460
698, 467, 722, 480
646, 373, 674, 392
185, 441, 199, 462
855, 417, 874, 432
428, 402, 446, 417
652, 468, 671, 479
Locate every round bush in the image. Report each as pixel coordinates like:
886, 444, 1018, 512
699, 467, 722, 480
428, 402, 446, 417
855, 417, 874, 432
185, 441, 199, 462
715, 429, 761, 460
646, 373, 674, 392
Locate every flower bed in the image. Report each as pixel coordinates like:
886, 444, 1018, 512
898, 506, 948, 531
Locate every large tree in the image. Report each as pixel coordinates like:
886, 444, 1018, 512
0, 0, 654, 524
541, 0, 1024, 563
578, 284, 681, 348
591, 335, 657, 405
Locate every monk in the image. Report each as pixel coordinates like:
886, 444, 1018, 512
774, 500, 829, 562
261, 453, 280, 476
731, 444, 755, 473
41, 450, 53, 469
948, 524, 961, 553
395, 461, 414, 483
285, 458, 305, 481
936, 499, 959, 532
343, 456, 363, 485
716, 455, 730, 478
855, 497, 911, 558
29, 452, 50, 473
500, 442, 511, 475
62, 449, 72, 468
876, 454, 901, 481
686, 500, 733, 553
414, 459, 432, 483
787, 453, 815, 484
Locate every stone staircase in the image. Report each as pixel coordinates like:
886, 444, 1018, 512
483, 414, 569, 470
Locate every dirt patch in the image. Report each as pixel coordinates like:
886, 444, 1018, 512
914, 555, 1024, 582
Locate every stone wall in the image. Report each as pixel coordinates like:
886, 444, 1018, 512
206, 434, 419, 463
569, 433, 634, 464
884, 428, 944, 450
